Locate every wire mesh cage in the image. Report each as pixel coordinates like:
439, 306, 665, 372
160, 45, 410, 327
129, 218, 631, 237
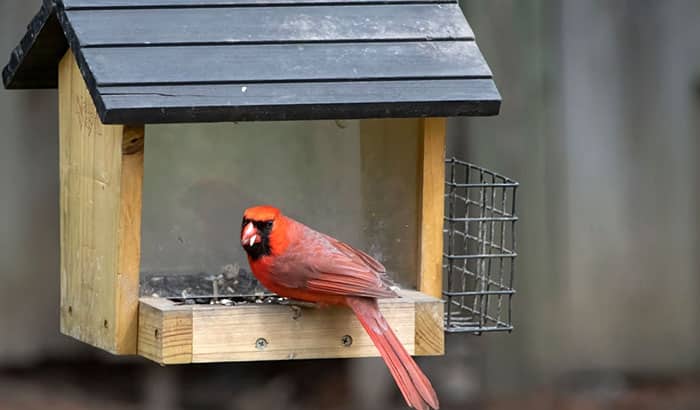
443, 158, 518, 334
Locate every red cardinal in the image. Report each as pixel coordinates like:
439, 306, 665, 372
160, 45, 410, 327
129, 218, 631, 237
240, 205, 439, 410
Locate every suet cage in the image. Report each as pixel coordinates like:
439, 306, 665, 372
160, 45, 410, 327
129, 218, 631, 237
443, 158, 518, 334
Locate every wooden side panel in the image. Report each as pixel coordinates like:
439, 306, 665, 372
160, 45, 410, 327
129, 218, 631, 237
58, 50, 143, 354
417, 118, 446, 299
138, 290, 442, 364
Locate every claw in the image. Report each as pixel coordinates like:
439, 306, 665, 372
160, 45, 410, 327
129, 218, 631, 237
290, 305, 303, 320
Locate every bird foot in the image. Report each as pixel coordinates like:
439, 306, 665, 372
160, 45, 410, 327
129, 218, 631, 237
282, 300, 318, 320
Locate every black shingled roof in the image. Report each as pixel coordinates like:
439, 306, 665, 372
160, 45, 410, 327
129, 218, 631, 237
2, 0, 500, 123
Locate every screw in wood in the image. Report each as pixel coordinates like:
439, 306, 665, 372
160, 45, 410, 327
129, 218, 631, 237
341, 335, 353, 347
255, 338, 268, 350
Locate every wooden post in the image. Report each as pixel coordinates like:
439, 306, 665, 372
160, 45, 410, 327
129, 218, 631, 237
58, 50, 144, 354
417, 118, 446, 298
415, 118, 446, 355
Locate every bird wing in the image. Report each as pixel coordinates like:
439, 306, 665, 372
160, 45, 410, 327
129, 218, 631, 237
270, 221, 397, 299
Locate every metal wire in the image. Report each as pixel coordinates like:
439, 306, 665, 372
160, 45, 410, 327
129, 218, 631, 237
443, 158, 518, 334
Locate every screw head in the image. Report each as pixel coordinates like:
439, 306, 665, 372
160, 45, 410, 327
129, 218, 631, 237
255, 338, 268, 350
341, 335, 353, 347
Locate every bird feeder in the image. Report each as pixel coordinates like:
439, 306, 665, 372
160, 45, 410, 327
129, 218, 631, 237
3, 0, 500, 364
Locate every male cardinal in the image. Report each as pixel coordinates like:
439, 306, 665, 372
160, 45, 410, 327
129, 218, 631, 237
240, 205, 439, 410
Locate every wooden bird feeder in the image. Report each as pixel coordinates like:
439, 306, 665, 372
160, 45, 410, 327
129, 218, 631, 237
3, 0, 500, 364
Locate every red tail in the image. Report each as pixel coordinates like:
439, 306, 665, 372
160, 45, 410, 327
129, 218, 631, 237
347, 297, 439, 410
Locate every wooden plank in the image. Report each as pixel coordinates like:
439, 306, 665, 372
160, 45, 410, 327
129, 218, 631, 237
137, 290, 442, 364
58, 50, 143, 354
417, 118, 446, 299
138, 298, 193, 364
191, 293, 416, 362
82, 41, 491, 86
61, 0, 458, 10
115, 125, 145, 351
67, 5, 473, 46
415, 118, 446, 355
99, 79, 500, 109
413, 293, 444, 355
97, 79, 501, 123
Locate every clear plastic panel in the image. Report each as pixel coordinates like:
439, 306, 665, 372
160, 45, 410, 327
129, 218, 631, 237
140, 119, 420, 300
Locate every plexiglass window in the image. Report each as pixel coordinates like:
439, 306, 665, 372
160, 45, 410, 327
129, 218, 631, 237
139, 119, 421, 300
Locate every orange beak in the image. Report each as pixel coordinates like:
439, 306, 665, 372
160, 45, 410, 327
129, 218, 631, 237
241, 222, 260, 247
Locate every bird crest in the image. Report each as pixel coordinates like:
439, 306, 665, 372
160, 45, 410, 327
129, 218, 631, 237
243, 205, 281, 222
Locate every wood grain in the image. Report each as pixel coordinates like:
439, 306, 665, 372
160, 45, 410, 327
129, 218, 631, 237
98, 79, 502, 123
192, 298, 414, 362
82, 42, 490, 86
137, 290, 441, 364
138, 298, 193, 364
414, 292, 444, 355
67, 4, 472, 46
61, 0, 458, 9
417, 118, 446, 299
58, 50, 143, 354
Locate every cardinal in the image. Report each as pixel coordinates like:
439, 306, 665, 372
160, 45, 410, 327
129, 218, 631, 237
240, 205, 439, 410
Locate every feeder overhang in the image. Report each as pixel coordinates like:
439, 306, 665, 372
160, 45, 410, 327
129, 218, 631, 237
3, 0, 500, 122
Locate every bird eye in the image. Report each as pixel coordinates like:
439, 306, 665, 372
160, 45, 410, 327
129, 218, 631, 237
265, 221, 273, 229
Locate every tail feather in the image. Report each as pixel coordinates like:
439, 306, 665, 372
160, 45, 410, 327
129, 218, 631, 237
347, 297, 439, 410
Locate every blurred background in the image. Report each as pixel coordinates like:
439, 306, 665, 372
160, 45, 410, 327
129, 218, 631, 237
1, 1, 699, 409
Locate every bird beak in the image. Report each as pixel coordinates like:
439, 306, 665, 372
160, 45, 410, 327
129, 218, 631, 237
241, 222, 259, 247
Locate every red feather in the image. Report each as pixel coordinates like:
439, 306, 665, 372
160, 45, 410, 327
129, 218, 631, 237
242, 206, 439, 410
